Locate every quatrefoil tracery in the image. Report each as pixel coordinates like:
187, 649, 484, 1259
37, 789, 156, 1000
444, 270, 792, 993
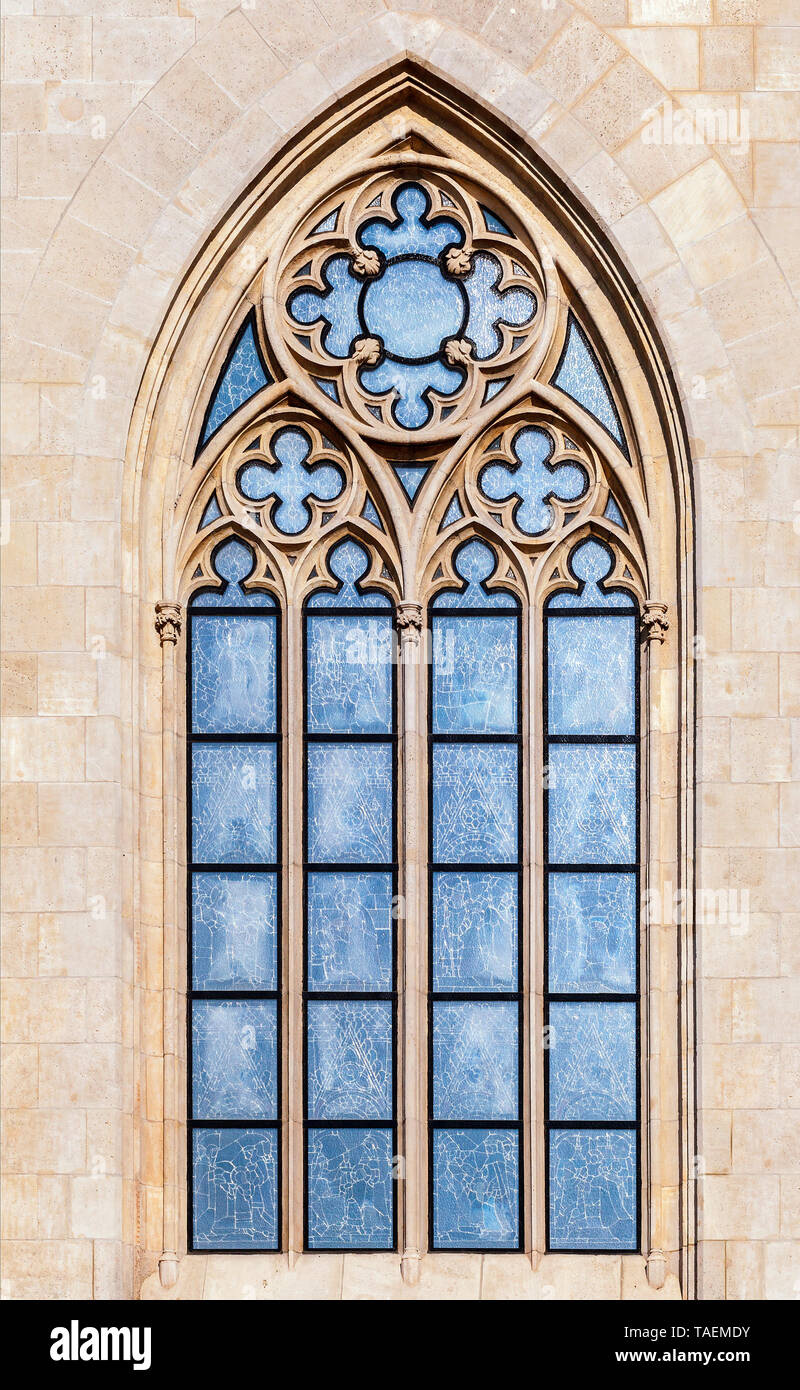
273, 171, 546, 436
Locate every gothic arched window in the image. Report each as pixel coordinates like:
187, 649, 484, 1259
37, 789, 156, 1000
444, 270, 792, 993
169, 119, 679, 1279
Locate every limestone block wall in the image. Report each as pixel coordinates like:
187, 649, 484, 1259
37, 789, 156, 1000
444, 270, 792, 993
1, 0, 798, 1300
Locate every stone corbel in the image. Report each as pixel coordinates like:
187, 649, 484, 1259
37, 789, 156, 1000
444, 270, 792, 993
646, 1249, 667, 1290
155, 600, 182, 645
640, 601, 669, 645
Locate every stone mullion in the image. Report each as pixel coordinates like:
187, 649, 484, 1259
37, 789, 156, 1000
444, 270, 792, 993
397, 602, 426, 1283
286, 599, 305, 1259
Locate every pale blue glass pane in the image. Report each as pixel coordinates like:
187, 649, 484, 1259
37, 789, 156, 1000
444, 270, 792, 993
549, 538, 634, 610
192, 1128, 277, 1250
191, 743, 277, 864
307, 871, 393, 991
237, 427, 343, 536
191, 872, 277, 991
191, 614, 276, 734
433, 744, 517, 864
548, 745, 636, 865
288, 254, 361, 358
552, 315, 625, 450
360, 184, 462, 258
363, 258, 465, 357
432, 615, 517, 734
547, 614, 635, 736
549, 1129, 637, 1250
432, 1129, 519, 1249
199, 494, 221, 528
394, 464, 428, 502
604, 494, 626, 528
433, 1002, 518, 1120
548, 872, 636, 994
307, 1000, 392, 1120
191, 537, 275, 608
464, 253, 535, 360
481, 206, 512, 236
549, 1002, 636, 1121
479, 426, 586, 535
307, 615, 392, 734
307, 539, 391, 609
307, 1127, 393, 1249
362, 496, 382, 527
307, 743, 392, 864
432, 539, 517, 609
440, 493, 463, 528
201, 319, 270, 446
360, 357, 463, 429
432, 871, 517, 992
192, 999, 277, 1120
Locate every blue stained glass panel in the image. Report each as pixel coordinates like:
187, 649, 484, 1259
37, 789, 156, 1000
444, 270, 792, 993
547, 615, 635, 736
464, 253, 535, 359
479, 426, 586, 535
288, 255, 361, 358
549, 538, 634, 610
433, 743, 517, 864
191, 743, 277, 864
307, 743, 392, 864
307, 871, 393, 991
433, 1002, 518, 1120
363, 258, 465, 357
307, 1127, 394, 1249
191, 537, 275, 609
432, 871, 517, 992
201, 319, 270, 447
192, 1128, 278, 1250
549, 1002, 637, 1121
307, 539, 391, 609
548, 872, 636, 994
432, 539, 517, 609
191, 999, 277, 1120
360, 184, 462, 258
432, 1129, 519, 1249
548, 744, 636, 865
191, 872, 277, 991
191, 614, 276, 734
307, 615, 392, 734
360, 357, 463, 430
552, 315, 626, 451
549, 1128, 637, 1250
307, 1000, 392, 1120
432, 615, 517, 734
237, 427, 343, 536
393, 464, 429, 502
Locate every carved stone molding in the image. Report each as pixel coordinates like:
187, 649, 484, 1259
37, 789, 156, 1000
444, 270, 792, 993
641, 600, 670, 644
155, 600, 182, 645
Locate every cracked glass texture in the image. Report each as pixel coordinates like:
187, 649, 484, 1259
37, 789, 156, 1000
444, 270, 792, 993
549, 538, 633, 610
433, 538, 518, 609
479, 426, 586, 535
552, 315, 625, 450
307, 871, 393, 991
433, 1002, 518, 1120
306, 1127, 394, 1249
191, 743, 277, 864
432, 614, 517, 733
191, 614, 277, 734
192, 537, 275, 608
307, 743, 392, 864
432, 871, 517, 992
432, 1129, 519, 1249
549, 1129, 637, 1250
307, 1000, 393, 1120
433, 743, 518, 863
548, 872, 636, 994
201, 319, 271, 446
237, 427, 343, 535
191, 999, 277, 1120
549, 1002, 636, 1121
192, 1128, 278, 1249
548, 744, 636, 865
307, 614, 393, 734
307, 539, 391, 609
547, 614, 635, 736
191, 872, 278, 991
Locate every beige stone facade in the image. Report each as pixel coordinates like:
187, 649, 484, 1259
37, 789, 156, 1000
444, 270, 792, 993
1, 0, 798, 1302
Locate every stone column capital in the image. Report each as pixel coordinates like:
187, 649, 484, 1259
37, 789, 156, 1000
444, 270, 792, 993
641, 600, 669, 645
155, 600, 183, 646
